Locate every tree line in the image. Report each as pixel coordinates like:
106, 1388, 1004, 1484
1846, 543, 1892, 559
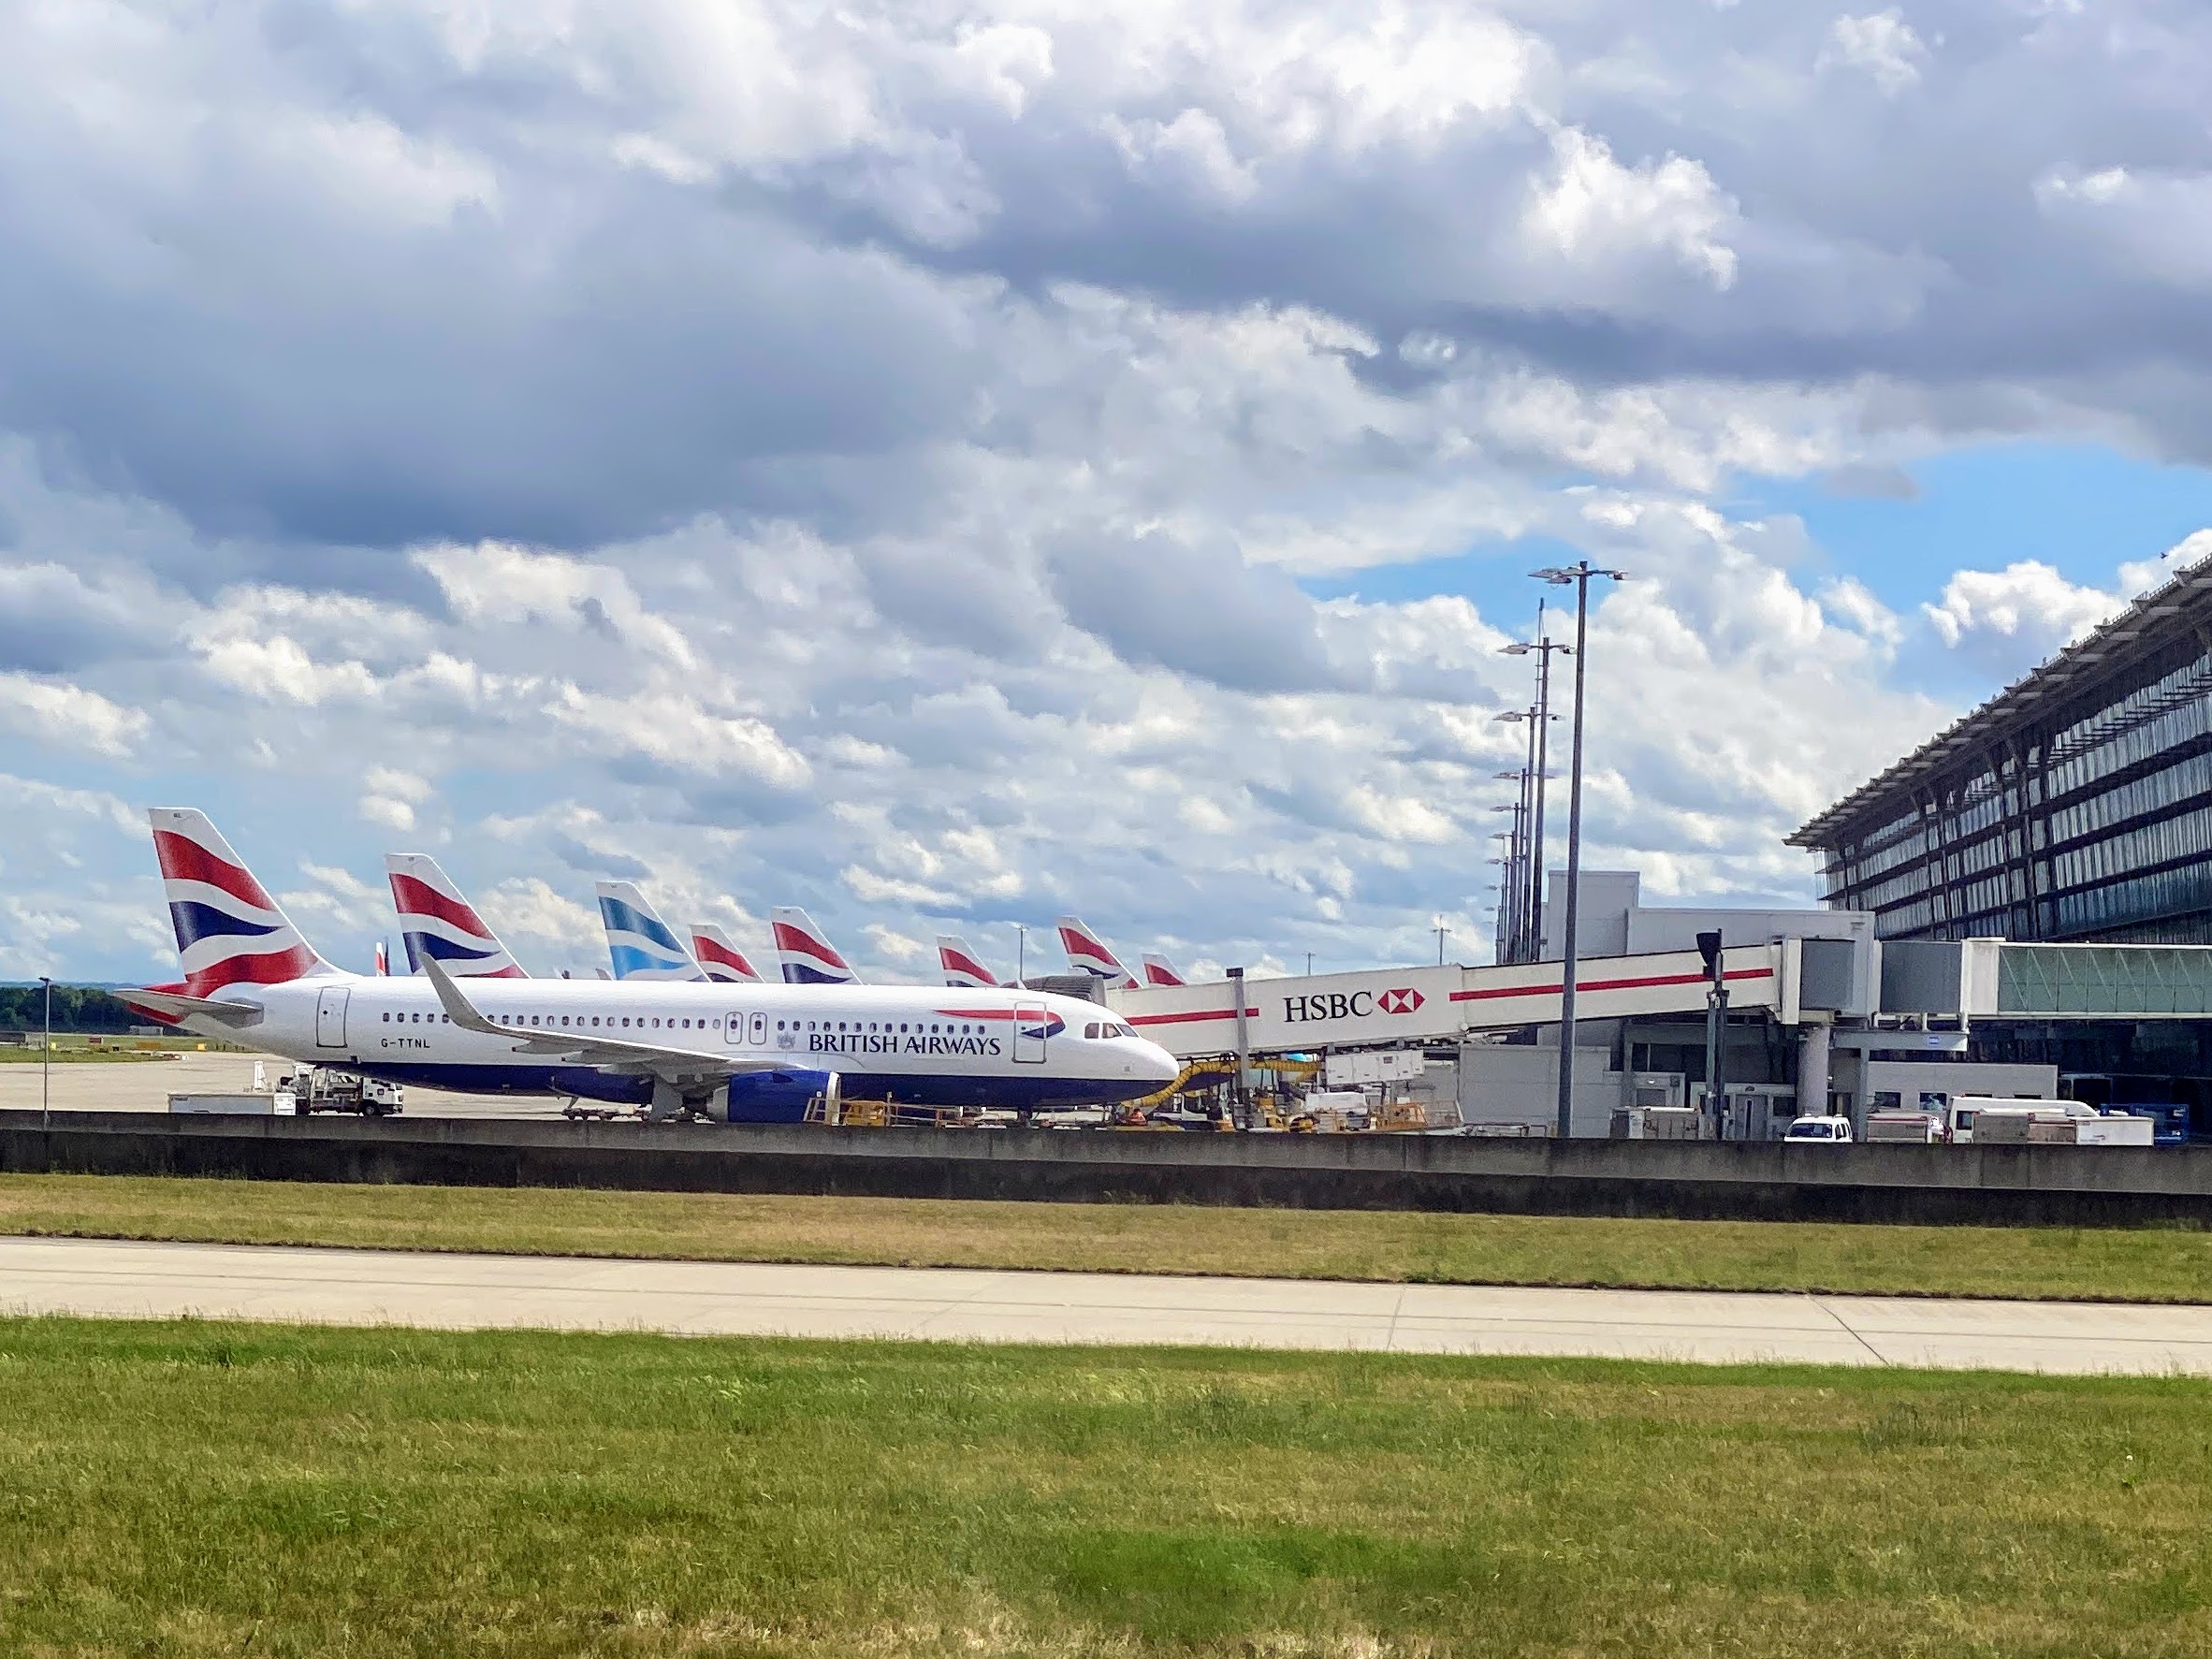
0, 985, 144, 1034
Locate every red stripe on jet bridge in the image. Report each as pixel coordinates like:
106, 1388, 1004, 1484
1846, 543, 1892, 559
1450, 966, 1776, 1003
388, 872, 489, 937
153, 831, 274, 910
1125, 1006, 1259, 1027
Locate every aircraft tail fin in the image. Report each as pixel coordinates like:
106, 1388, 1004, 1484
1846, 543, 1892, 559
386, 853, 527, 979
1055, 914, 1136, 989
935, 934, 998, 988
1140, 952, 1187, 988
596, 881, 707, 982
691, 922, 765, 983
148, 808, 336, 997
770, 906, 861, 984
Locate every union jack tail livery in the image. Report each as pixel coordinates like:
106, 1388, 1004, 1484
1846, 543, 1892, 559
935, 934, 999, 989
691, 922, 765, 983
1055, 915, 1136, 988
150, 808, 337, 997
771, 907, 861, 984
374, 939, 389, 976
1140, 952, 1187, 988
596, 881, 706, 982
386, 854, 527, 978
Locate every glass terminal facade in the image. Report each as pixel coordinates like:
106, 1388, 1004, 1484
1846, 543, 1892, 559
1790, 557, 2212, 943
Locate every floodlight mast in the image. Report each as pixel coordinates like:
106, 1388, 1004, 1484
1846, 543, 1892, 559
1532, 561, 1626, 1139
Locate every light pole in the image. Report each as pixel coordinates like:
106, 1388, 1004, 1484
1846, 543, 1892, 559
1493, 707, 1543, 961
1502, 600, 1567, 963
1533, 561, 1625, 1139
1488, 830, 1516, 960
1433, 916, 1449, 967
1015, 924, 1026, 987
38, 975, 52, 1130
1491, 805, 1524, 956
1493, 767, 1533, 958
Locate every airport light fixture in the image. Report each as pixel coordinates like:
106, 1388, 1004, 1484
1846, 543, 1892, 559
38, 975, 51, 1129
1532, 562, 1627, 1139
1501, 599, 1567, 970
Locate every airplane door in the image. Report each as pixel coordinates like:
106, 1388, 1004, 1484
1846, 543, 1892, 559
747, 1011, 768, 1047
1013, 1004, 1048, 1064
314, 985, 349, 1049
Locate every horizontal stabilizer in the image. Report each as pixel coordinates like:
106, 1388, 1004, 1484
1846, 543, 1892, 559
114, 987, 265, 1027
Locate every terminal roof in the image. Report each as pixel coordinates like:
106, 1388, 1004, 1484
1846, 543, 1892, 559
1789, 548, 2212, 850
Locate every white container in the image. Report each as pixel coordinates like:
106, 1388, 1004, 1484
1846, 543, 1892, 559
2075, 1114, 2156, 1147
168, 1090, 297, 1115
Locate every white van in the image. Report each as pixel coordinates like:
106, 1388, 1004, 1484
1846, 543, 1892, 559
1783, 1114, 1855, 1143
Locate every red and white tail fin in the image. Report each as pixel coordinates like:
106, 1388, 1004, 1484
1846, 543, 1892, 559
386, 853, 527, 978
771, 906, 861, 984
1140, 952, 1187, 987
691, 923, 765, 983
935, 934, 998, 988
149, 808, 336, 997
1055, 914, 1136, 988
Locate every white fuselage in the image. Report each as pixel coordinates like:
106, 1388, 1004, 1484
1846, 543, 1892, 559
179, 973, 1179, 1113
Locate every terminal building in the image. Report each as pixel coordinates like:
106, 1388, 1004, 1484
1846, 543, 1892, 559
1788, 553, 2212, 945
1113, 554, 2212, 1138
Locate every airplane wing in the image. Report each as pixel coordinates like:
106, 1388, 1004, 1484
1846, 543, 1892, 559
115, 987, 265, 1028
419, 957, 823, 1086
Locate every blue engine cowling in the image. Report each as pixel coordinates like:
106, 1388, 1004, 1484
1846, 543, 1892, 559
716, 1069, 833, 1124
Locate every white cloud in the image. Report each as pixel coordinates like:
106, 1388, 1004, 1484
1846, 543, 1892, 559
1520, 125, 1739, 291
0, 674, 148, 759
14, 0, 2212, 987
1923, 561, 2126, 671
1817, 12, 1928, 95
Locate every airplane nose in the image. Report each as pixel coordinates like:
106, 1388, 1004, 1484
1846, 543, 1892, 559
1141, 1041, 1180, 1083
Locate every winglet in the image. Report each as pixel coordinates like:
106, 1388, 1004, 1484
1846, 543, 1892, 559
420, 954, 508, 1038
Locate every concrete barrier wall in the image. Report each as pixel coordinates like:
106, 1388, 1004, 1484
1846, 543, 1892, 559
4, 1111, 2212, 1227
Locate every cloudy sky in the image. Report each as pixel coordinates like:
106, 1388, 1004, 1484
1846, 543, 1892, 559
7, 0, 2212, 984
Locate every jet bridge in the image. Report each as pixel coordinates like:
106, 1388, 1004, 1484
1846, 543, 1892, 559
1108, 940, 1807, 1060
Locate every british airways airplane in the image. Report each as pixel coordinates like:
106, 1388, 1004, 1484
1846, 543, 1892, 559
936, 934, 1000, 988
771, 907, 861, 984
596, 881, 707, 982
1140, 952, 1188, 987
386, 853, 528, 979
124, 810, 1178, 1121
690, 922, 766, 983
1057, 915, 1138, 989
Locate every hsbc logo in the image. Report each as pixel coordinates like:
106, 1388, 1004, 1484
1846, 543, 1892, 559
1282, 986, 1426, 1024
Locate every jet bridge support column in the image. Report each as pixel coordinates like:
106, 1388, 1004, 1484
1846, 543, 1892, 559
1798, 1020, 1832, 1123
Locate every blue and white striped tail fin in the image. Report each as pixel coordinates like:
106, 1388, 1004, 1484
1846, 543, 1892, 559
596, 881, 706, 982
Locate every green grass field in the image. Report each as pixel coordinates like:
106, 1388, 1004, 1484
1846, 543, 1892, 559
6, 1173, 2212, 1302
0, 1318, 2205, 1656
0, 1041, 180, 1063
